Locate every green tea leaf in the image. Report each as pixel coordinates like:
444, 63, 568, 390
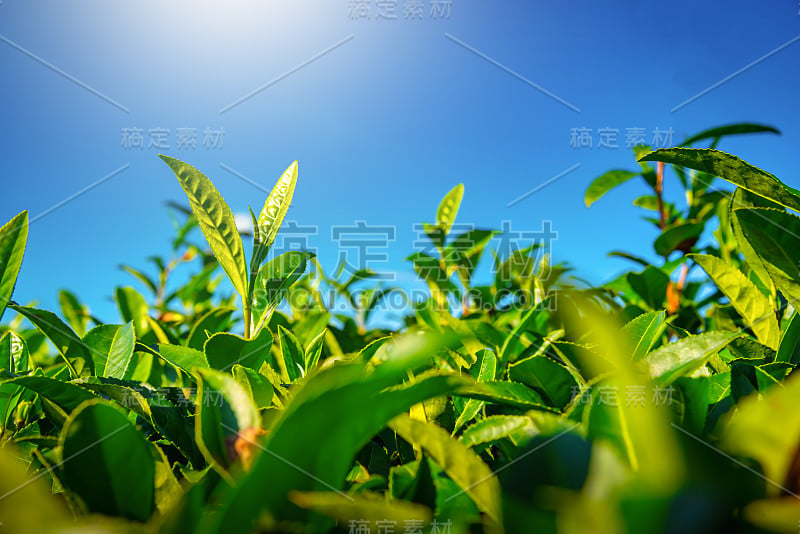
640, 331, 741, 384
251, 251, 314, 333
584, 170, 638, 207
622, 310, 666, 362
436, 183, 464, 235
60, 400, 155, 521
680, 123, 780, 147
115, 286, 150, 338
4, 375, 97, 412
653, 221, 703, 257
203, 327, 272, 372
453, 349, 496, 432
0, 330, 29, 374
640, 148, 800, 212
9, 304, 93, 378
209, 332, 462, 529
626, 267, 670, 310
103, 322, 135, 379
730, 188, 777, 298
81, 324, 120, 377
232, 364, 274, 409
160, 155, 248, 299
251, 160, 298, 273
194, 368, 260, 473
459, 415, 532, 448
186, 307, 236, 350
58, 289, 88, 337
277, 325, 304, 382
0, 210, 28, 323
456, 380, 556, 412
736, 208, 800, 310
304, 328, 326, 372
691, 254, 780, 349
776, 311, 800, 365
157, 343, 209, 375
390, 413, 501, 522
508, 355, 577, 409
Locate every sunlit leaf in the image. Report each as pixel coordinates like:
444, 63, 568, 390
0, 210, 28, 323
691, 254, 779, 349
436, 183, 464, 235
640, 148, 800, 212
160, 155, 248, 299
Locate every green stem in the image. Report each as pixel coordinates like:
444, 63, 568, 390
243, 299, 251, 340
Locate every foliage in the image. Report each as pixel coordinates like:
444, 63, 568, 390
2, 123, 800, 533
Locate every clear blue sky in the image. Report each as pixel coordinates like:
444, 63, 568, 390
1, 0, 799, 324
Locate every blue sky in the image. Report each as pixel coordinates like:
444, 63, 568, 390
1, 0, 799, 325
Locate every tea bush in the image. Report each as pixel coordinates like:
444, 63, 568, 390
1, 123, 799, 533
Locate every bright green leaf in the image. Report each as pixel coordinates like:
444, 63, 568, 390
160, 155, 248, 299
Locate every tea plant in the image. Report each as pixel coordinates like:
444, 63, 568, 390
1, 124, 800, 533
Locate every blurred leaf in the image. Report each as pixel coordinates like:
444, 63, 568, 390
722, 372, 800, 494
585, 170, 638, 207
58, 289, 88, 337
0, 442, 70, 532
119, 264, 158, 296
115, 286, 150, 338
626, 267, 669, 310
437, 183, 464, 235
289, 491, 431, 526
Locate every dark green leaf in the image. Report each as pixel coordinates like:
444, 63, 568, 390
59, 400, 154, 521
640, 148, 800, 211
